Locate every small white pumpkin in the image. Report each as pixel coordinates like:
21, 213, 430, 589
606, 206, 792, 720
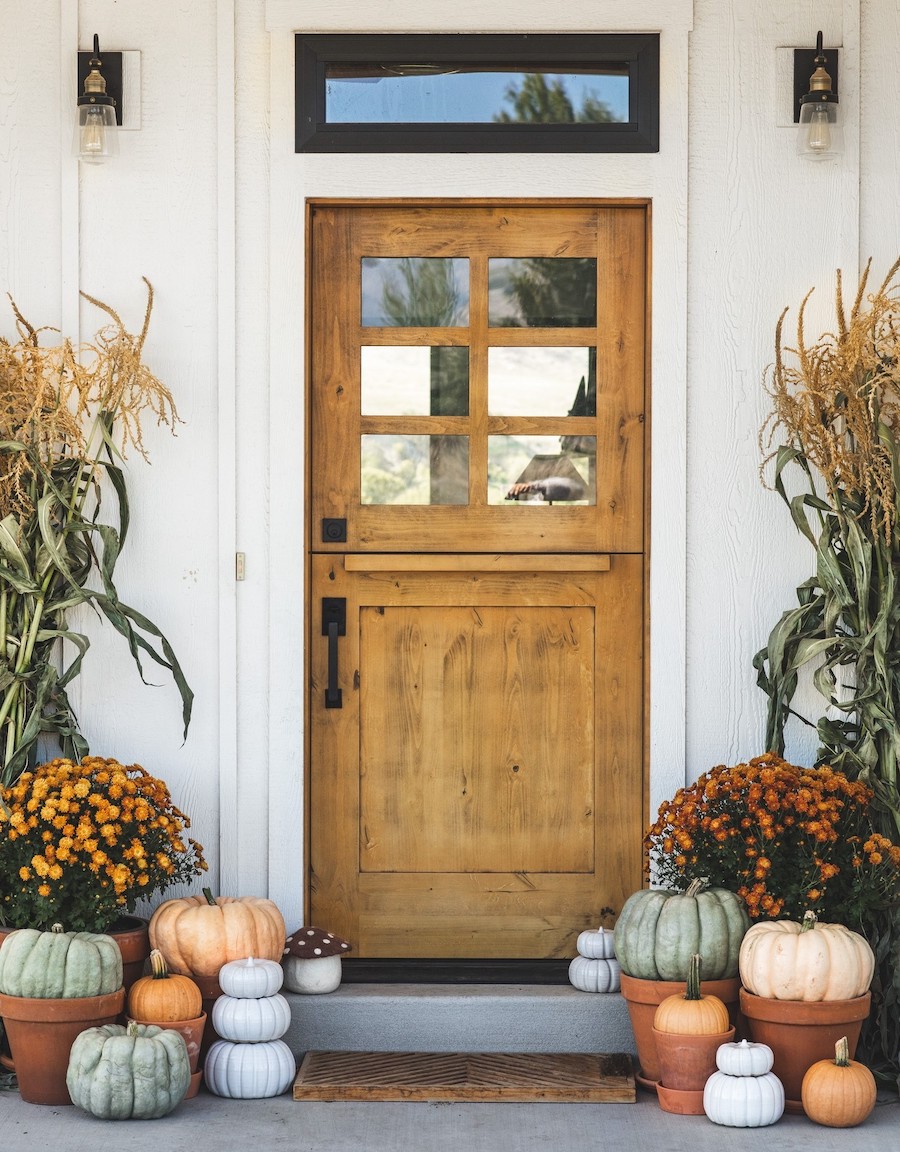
212, 991, 291, 1043
575, 925, 616, 959
715, 1039, 775, 1078
703, 1067, 785, 1127
219, 956, 284, 999
204, 1038, 295, 1099
568, 955, 621, 994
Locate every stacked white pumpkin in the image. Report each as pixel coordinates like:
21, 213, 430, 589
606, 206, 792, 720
568, 926, 621, 993
703, 1039, 785, 1127
205, 957, 296, 1098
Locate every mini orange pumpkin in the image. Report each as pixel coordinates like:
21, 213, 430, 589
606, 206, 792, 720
653, 953, 730, 1035
127, 949, 203, 1022
801, 1036, 877, 1127
149, 888, 286, 977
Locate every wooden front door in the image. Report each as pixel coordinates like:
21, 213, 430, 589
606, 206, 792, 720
308, 201, 647, 960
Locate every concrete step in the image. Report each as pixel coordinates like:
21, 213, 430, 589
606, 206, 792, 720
281, 984, 636, 1057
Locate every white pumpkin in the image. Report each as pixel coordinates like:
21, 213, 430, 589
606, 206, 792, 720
204, 1038, 295, 1099
703, 1068, 785, 1127
219, 956, 284, 999
212, 991, 291, 1043
715, 1040, 775, 1077
575, 926, 616, 959
739, 913, 874, 1001
568, 955, 621, 993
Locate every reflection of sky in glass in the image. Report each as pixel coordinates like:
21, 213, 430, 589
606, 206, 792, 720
361, 346, 469, 415
327, 72, 629, 124
361, 258, 469, 326
488, 348, 590, 416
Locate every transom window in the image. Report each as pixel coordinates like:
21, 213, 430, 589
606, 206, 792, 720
295, 34, 659, 153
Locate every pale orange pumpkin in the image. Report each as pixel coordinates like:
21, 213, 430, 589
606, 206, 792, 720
801, 1036, 877, 1127
148, 888, 286, 977
653, 953, 730, 1034
127, 949, 203, 1021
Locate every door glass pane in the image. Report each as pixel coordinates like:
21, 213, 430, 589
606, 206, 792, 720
326, 68, 630, 125
488, 434, 595, 505
361, 346, 469, 415
362, 435, 469, 504
488, 257, 596, 327
362, 258, 469, 326
488, 347, 594, 416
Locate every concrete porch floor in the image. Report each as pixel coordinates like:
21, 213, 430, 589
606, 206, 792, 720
2, 1085, 898, 1151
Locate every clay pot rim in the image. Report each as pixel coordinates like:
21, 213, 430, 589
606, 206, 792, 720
651, 1024, 735, 1041
126, 1010, 207, 1029
0, 987, 124, 1022
620, 972, 741, 1001
739, 988, 871, 1023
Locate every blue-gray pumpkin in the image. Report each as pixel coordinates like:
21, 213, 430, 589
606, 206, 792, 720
613, 879, 748, 980
67, 1021, 190, 1119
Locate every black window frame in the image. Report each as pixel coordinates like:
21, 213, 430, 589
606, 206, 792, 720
295, 34, 659, 154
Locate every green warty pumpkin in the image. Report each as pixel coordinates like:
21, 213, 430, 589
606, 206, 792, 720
613, 879, 749, 980
67, 1021, 191, 1119
0, 924, 122, 998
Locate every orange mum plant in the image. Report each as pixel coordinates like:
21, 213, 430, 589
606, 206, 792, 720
0, 755, 206, 932
645, 752, 900, 927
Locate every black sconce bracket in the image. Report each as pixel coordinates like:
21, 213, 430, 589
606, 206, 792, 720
77, 46, 124, 126
793, 44, 839, 123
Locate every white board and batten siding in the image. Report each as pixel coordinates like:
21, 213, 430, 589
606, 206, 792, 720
4, 0, 899, 930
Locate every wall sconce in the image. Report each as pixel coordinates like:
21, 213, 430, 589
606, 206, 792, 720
793, 31, 841, 160
75, 35, 122, 164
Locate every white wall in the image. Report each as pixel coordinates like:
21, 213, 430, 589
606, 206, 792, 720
2, 0, 893, 925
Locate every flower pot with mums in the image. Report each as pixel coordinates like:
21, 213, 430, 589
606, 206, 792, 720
0, 757, 207, 939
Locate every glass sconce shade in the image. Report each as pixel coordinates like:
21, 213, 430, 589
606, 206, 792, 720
75, 103, 118, 163
797, 98, 841, 159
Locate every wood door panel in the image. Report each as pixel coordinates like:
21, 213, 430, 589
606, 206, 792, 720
359, 603, 594, 873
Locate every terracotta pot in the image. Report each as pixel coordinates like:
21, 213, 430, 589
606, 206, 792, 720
0, 987, 125, 1105
620, 972, 742, 1087
188, 972, 223, 1061
652, 1025, 734, 1092
656, 1082, 708, 1116
740, 988, 871, 1114
127, 1011, 207, 1073
107, 915, 151, 993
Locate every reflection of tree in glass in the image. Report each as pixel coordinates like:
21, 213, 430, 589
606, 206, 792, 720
381, 258, 462, 327
494, 73, 614, 125
500, 258, 596, 329
379, 261, 468, 504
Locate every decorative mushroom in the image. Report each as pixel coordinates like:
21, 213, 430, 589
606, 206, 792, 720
281, 927, 351, 994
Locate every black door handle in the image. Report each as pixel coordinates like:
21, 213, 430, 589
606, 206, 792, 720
322, 598, 346, 708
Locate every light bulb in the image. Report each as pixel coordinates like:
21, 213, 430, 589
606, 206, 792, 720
806, 104, 832, 153
75, 102, 118, 163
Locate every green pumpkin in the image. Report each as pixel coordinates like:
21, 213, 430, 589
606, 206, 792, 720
613, 879, 749, 980
67, 1021, 191, 1119
0, 924, 122, 998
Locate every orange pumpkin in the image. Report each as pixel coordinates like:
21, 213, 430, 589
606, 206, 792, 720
149, 888, 286, 977
127, 949, 203, 1021
654, 953, 730, 1035
801, 1036, 877, 1127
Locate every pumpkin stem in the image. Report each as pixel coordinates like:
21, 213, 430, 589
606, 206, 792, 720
685, 877, 708, 898
126, 1019, 140, 1037
149, 948, 171, 980
685, 953, 703, 1000
834, 1036, 850, 1066
51, 922, 65, 933
801, 910, 818, 933
202, 887, 217, 907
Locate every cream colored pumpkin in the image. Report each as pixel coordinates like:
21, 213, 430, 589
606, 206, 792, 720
739, 912, 874, 1001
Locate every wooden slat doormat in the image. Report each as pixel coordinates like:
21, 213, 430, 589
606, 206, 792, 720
293, 1051, 635, 1102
